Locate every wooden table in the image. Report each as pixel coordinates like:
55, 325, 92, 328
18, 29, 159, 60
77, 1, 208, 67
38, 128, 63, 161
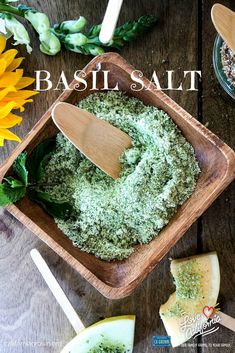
0, 1, 234, 352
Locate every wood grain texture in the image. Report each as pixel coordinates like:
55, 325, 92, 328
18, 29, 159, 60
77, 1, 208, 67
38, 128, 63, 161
200, 0, 235, 352
0, 1, 234, 353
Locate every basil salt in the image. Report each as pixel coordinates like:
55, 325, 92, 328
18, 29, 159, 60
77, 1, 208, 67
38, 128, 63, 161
43, 92, 200, 261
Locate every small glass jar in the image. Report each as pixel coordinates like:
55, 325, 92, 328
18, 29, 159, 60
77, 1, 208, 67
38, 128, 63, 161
213, 34, 235, 99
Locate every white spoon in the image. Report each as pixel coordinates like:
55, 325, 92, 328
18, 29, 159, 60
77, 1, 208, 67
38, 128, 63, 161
30, 249, 84, 334
30, 249, 136, 353
99, 0, 123, 44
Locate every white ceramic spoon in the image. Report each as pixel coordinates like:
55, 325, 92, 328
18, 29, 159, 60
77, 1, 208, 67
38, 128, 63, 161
99, 0, 123, 44
30, 249, 84, 334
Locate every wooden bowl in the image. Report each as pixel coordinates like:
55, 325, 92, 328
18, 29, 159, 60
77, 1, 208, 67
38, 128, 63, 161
1, 53, 235, 299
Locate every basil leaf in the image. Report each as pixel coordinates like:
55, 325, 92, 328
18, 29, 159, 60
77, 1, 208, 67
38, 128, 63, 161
27, 139, 56, 183
28, 189, 73, 220
13, 152, 28, 185
37, 152, 54, 183
4, 177, 25, 188
0, 183, 26, 206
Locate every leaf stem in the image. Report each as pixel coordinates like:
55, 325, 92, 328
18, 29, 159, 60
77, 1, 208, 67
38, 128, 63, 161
0, 4, 24, 17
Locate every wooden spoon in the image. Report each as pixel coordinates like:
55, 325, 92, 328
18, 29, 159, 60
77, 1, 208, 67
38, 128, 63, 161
52, 102, 132, 179
211, 4, 235, 52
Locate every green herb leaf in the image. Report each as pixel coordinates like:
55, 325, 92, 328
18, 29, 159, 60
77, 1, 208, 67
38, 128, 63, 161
53, 15, 157, 56
37, 152, 54, 182
13, 152, 28, 185
27, 138, 56, 183
29, 189, 73, 220
17, 4, 35, 14
111, 15, 157, 48
4, 176, 25, 188
0, 183, 26, 206
86, 24, 101, 38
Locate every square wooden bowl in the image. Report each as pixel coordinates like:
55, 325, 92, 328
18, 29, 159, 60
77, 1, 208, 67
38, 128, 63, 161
1, 53, 235, 299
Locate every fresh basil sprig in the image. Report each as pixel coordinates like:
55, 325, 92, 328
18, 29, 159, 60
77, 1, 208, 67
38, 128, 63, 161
29, 189, 73, 219
0, 151, 27, 206
0, 2, 157, 56
26, 138, 56, 183
0, 139, 73, 220
0, 181, 26, 206
13, 151, 28, 185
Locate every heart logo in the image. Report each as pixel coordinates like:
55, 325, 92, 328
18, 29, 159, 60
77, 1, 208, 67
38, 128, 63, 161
203, 306, 215, 319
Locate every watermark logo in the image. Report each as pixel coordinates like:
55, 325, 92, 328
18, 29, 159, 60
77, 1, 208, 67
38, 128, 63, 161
202, 305, 215, 319
152, 336, 171, 347
180, 303, 221, 339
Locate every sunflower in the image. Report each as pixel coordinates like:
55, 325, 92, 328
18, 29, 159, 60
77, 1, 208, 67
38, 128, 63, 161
0, 34, 38, 146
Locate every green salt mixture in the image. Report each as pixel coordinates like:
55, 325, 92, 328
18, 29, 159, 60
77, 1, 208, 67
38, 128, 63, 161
165, 260, 202, 317
163, 301, 185, 318
175, 260, 202, 300
43, 92, 200, 261
88, 340, 126, 353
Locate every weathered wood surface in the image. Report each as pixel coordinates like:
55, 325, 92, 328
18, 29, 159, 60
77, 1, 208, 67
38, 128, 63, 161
0, 0, 234, 353
200, 0, 235, 352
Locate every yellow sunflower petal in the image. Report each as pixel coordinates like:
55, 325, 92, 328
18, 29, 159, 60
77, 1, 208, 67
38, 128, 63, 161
4, 90, 38, 100
0, 113, 22, 128
0, 128, 21, 142
0, 69, 23, 88
0, 102, 23, 112
0, 98, 33, 112
0, 101, 16, 119
0, 49, 18, 67
0, 37, 39, 147
2, 97, 33, 107
0, 59, 7, 76
0, 35, 6, 55
0, 86, 16, 101
15, 77, 35, 90
7, 57, 24, 72
17, 99, 33, 111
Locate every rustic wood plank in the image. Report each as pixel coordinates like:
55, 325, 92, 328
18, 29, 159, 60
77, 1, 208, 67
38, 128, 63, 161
200, 0, 235, 351
0, 0, 211, 352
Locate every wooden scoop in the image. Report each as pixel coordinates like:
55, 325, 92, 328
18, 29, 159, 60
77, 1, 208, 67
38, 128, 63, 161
211, 4, 235, 52
52, 102, 132, 179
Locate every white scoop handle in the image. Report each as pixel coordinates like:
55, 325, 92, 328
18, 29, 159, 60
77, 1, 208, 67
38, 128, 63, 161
30, 249, 85, 334
99, 0, 123, 44
219, 311, 235, 332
